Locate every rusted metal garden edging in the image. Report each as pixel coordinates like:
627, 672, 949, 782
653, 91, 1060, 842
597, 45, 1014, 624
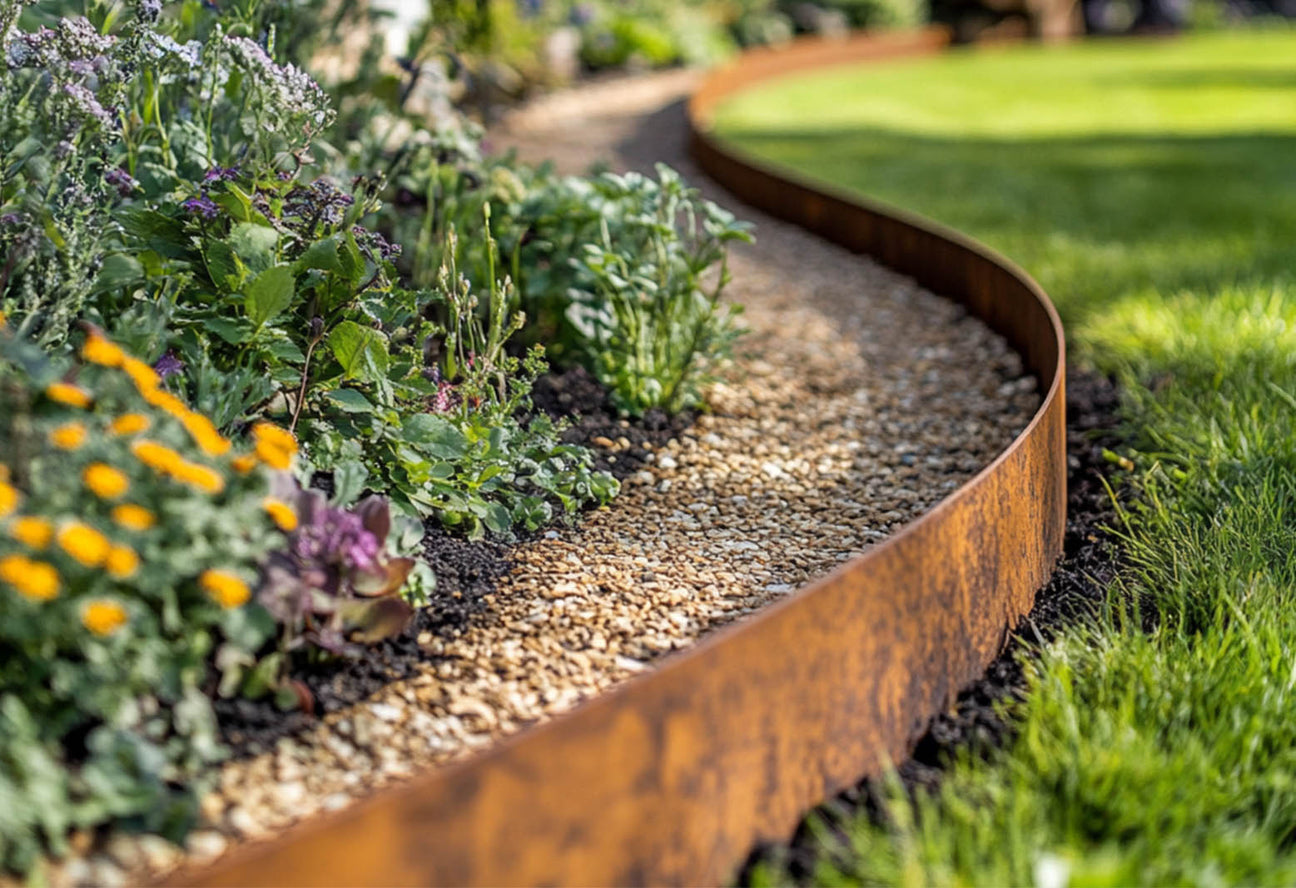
175, 30, 1066, 888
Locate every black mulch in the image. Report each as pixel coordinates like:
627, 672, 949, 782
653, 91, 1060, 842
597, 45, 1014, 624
529, 365, 696, 480
738, 368, 1130, 883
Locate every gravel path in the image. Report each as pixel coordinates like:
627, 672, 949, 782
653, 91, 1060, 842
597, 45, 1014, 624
42, 71, 1039, 886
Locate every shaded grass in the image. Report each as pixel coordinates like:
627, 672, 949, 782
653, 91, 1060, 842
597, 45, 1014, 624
716, 30, 1296, 886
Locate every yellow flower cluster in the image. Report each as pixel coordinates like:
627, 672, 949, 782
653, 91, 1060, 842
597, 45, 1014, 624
111, 504, 155, 531
50, 422, 87, 450
199, 569, 250, 609
110, 413, 150, 436
252, 423, 298, 471
81, 599, 128, 636
262, 497, 298, 532
130, 439, 226, 495
45, 382, 92, 409
84, 463, 130, 500
0, 481, 18, 518
57, 521, 111, 568
9, 516, 52, 549
0, 553, 60, 601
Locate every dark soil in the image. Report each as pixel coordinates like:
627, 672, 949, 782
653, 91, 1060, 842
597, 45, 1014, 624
529, 365, 696, 480
738, 368, 1129, 883
213, 525, 512, 757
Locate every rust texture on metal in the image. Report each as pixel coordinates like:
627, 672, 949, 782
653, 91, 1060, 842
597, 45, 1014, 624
176, 31, 1067, 888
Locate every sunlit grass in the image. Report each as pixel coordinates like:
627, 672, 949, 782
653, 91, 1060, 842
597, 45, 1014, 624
716, 30, 1296, 885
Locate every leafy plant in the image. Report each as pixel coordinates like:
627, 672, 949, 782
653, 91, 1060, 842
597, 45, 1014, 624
257, 481, 416, 660
0, 323, 290, 872
514, 164, 752, 415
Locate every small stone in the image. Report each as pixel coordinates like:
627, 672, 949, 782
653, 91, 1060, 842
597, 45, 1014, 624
185, 831, 228, 865
657, 455, 678, 470
323, 792, 351, 811
136, 834, 182, 873
369, 702, 403, 723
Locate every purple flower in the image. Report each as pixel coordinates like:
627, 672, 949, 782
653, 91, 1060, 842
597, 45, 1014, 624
138, 0, 162, 23
104, 167, 138, 197
181, 194, 219, 220
202, 165, 240, 184
0, 213, 24, 227
432, 381, 456, 414
152, 352, 184, 378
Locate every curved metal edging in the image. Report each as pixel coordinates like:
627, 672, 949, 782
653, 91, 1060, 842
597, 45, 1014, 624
175, 30, 1065, 888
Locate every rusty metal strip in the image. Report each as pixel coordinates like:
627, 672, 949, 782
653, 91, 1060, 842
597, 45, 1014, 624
175, 30, 1066, 888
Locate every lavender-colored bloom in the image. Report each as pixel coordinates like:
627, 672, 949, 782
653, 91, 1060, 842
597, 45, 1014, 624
152, 352, 184, 377
202, 165, 240, 184
432, 381, 456, 414
138, 0, 163, 23
223, 35, 332, 129
104, 167, 137, 197
61, 82, 113, 125
351, 225, 401, 261
0, 213, 23, 227
181, 194, 219, 220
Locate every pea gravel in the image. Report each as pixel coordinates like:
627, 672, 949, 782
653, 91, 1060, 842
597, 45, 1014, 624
34, 69, 1039, 887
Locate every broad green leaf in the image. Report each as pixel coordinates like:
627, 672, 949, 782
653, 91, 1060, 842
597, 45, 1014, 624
228, 223, 279, 274
401, 414, 468, 460
329, 459, 369, 507
244, 264, 296, 329
296, 235, 343, 273
325, 388, 374, 413
327, 320, 389, 383
94, 254, 144, 293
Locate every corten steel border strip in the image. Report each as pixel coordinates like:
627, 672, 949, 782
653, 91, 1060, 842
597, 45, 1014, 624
174, 31, 1066, 888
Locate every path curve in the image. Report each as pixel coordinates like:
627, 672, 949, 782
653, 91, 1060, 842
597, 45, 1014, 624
174, 29, 1065, 887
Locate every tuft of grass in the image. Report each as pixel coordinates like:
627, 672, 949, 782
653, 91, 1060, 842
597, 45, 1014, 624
716, 30, 1296, 886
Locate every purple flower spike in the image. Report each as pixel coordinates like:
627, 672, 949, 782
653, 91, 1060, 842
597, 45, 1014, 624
181, 194, 220, 220
202, 165, 240, 184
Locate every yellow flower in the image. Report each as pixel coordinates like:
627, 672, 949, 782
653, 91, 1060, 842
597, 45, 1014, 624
110, 413, 151, 436
262, 498, 298, 532
83, 463, 130, 500
230, 453, 258, 475
56, 522, 111, 568
104, 545, 139, 579
121, 357, 160, 394
181, 413, 231, 457
252, 422, 298, 453
45, 382, 92, 409
49, 421, 87, 450
172, 461, 225, 495
254, 438, 293, 470
0, 482, 19, 518
81, 335, 125, 368
111, 504, 156, 531
131, 440, 184, 475
142, 387, 188, 418
0, 310, 6, 326
9, 516, 53, 550
81, 599, 128, 636
0, 554, 60, 601
251, 423, 298, 470
199, 569, 250, 609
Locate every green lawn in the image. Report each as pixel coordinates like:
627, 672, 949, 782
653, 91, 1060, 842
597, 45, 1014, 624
715, 30, 1296, 886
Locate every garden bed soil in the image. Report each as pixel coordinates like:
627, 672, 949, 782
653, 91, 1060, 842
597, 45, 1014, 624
34, 70, 1044, 887
739, 369, 1129, 883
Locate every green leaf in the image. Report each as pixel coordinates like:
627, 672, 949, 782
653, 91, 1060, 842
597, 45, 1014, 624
327, 320, 389, 383
94, 254, 144, 293
228, 223, 279, 275
325, 388, 374, 413
244, 264, 297, 329
296, 235, 343, 273
483, 503, 512, 534
329, 459, 369, 507
401, 414, 469, 459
